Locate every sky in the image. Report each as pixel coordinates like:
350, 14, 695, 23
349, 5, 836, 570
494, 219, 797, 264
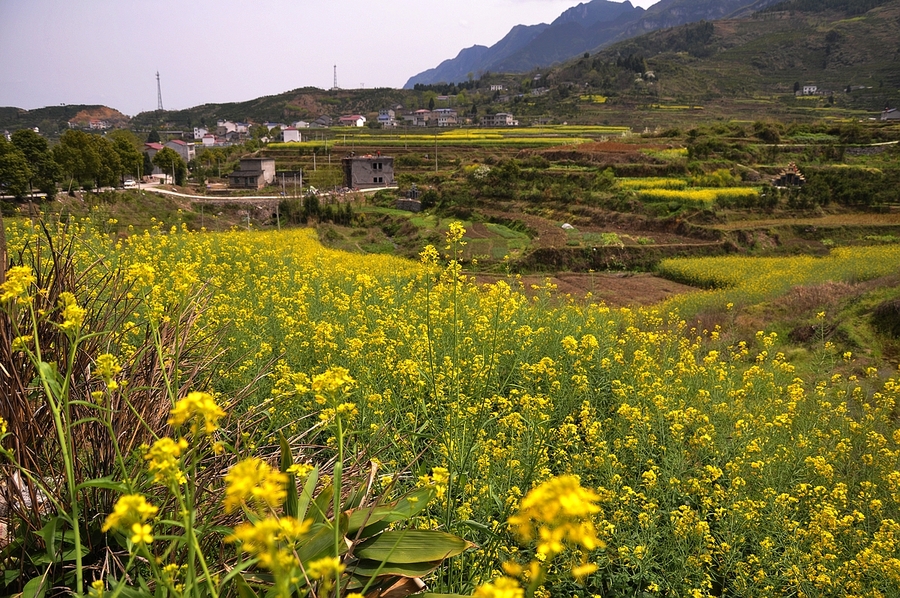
0, 0, 661, 117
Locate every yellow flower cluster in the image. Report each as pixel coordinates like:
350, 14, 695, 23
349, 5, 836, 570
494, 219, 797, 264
57, 292, 86, 334
0, 266, 36, 303
95, 353, 122, 390
144, 437, 188, 486
168, 391, 226, 435
228, 516, 311, 574
224, 457, 288, 513
102, 494, 158, 544
508, 475, 602, 558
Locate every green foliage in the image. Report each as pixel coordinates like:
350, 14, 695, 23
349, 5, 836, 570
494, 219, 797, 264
767, 0, 892, 15
152, 147, 188, 185
0, 137, 33, 198
11, 129, 60, 197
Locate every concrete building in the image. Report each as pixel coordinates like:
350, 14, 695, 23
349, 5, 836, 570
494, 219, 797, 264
164, 139, 196, 164
228, 157, 276, 189
342, 154, 394, 189
338, 115, 366, 127
282, 127, 301, 142
480, 113, 515, 127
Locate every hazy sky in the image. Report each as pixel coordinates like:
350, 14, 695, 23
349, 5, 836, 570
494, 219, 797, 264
0, 0, 660, 116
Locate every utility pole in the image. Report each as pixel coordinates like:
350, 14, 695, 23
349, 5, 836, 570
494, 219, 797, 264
435, 135, 438, 172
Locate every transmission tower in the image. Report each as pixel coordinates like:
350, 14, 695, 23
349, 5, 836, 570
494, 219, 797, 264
156, 71, 164, 111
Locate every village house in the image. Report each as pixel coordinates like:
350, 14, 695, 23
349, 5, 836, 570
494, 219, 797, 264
881, 108, 900, 121
143, 142, 164, 175
89, 119, 110, 130
338, 115, 366, 127
201, 134, 217, 147
802, 85, 818, 96
193, 127, 208, 140
433, 108, 458, 127
164, 139, 196, 164
292, 120, 311, 129
228, 157, 276, 189
405, 109, 432, 127
480, 113, 516, 127
312, 115, 333, 128
342, 154, 395, 189
216, 120, 236, 135
282, 127, 301, 142
490, 84, 504, 92
378, 109, 397, 128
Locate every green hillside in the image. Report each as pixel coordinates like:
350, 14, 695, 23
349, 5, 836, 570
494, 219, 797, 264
552, 0, 900, 112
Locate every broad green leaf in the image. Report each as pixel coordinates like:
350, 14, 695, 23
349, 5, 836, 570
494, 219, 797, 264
35, 518, 60, 558
76, 476, 129, 493
296, 466, 319, 521
22, 574, 48, 598
37, 362, 62, 398
347, 504, 395, 536
354, 530, 472, 563
234, 575, 260, 598
348, 558, 443, 578
279, 433, 299, 518
310, 483, 333, 524
296, 520, 347, 563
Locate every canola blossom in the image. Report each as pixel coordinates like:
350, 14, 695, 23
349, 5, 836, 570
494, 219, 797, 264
6, 218, 900, 596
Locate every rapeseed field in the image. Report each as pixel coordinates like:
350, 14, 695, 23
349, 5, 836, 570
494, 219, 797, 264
3, 218, 900, 597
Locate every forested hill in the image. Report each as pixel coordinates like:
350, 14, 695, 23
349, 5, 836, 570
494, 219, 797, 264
549, 0, 900, 111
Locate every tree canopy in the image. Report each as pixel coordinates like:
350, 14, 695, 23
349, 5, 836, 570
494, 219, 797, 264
152, 147, 187, 185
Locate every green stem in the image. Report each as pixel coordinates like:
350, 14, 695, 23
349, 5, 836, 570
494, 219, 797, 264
29, 306, 85, 598
333, 412, 345, 580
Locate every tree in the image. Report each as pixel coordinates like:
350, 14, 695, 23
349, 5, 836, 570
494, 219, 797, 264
53, 129, 102, 192
428, 97, 436, 111
793, 81, 801, 94
152, 147, 187, 185
90, 135, 123, 188
0, 137, 33, 199
10, 128, 60, 198
143, 152, 155, 178
147, 130, 161, 143
109, 132, 143, 181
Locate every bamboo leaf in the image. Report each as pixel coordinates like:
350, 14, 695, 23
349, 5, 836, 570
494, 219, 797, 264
296, 465, 319, 521
348, 558, 443, 578
296, 520, 347, 563
354, 530, 472, 563
310, 483, 333, 524
76, 476, 129, 493
22, 574, 48, 598
278, 433, 299, 518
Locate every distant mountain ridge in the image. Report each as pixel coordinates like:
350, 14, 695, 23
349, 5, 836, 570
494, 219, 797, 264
404, 0, 785, 88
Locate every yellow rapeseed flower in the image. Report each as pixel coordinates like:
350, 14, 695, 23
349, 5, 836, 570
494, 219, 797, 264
0, 266, 36, 304
102, 494, 158, 536
168, 391, 226, 435
473, 576, 524, 598
228, 516, 311, 573
507, 475, 602, 558
130, 522, 154, 544
96, 353, 122, 390
57, 292, 86, 334
144, 437, 188, 485
223, 457, 288, 513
